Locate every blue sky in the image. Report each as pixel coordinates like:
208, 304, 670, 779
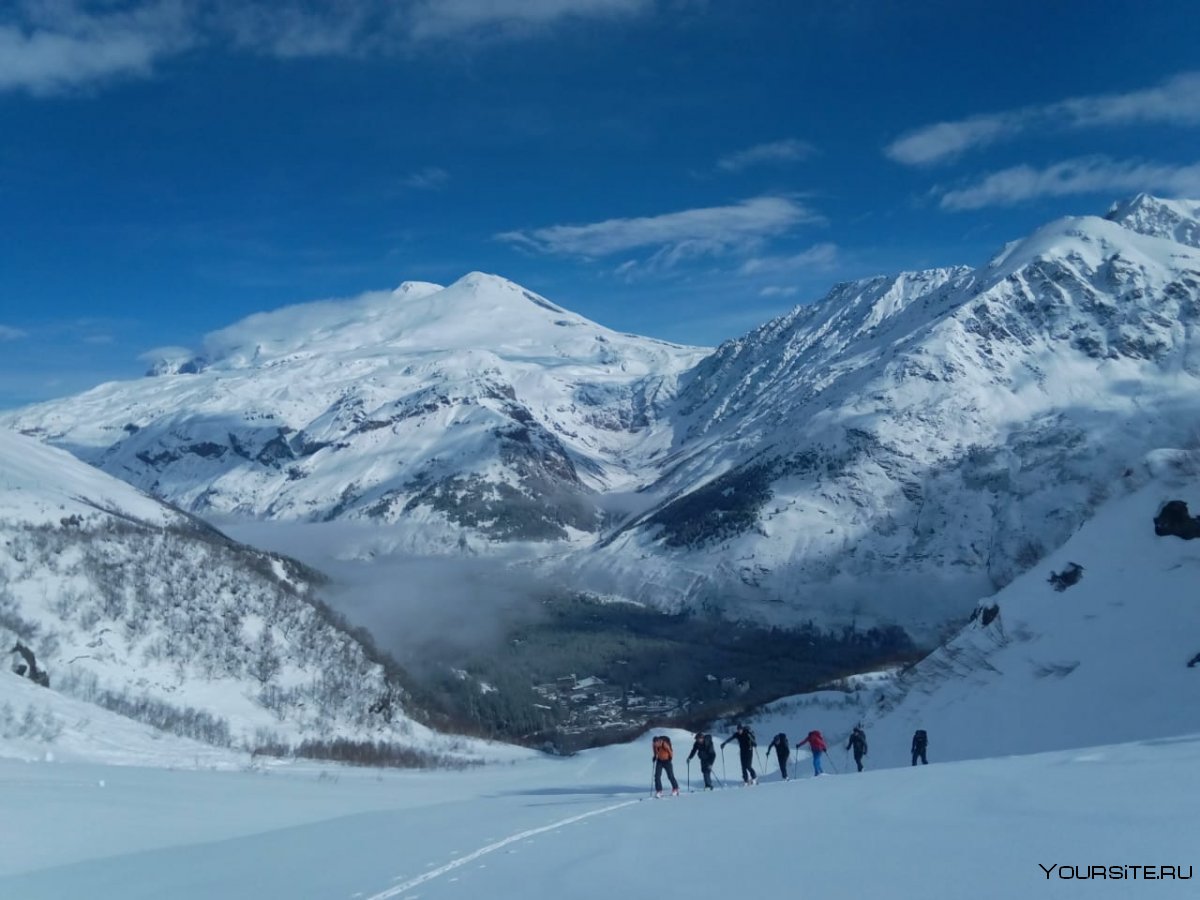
1, 0, 1198, 407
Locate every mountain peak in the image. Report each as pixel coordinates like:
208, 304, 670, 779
1103, 193, 1200, 248
445, 272, 570, 315
392, 280, 444, 298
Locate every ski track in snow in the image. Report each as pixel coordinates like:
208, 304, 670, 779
363, 799, 638, 899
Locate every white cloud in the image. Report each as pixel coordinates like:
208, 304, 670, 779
758, 285, 799, 298
497, 196, 820, 264
717, 139, 815, 172
217, 2, 377, 59
407, 0, 651, 40
0, 0, 661, 94
739, 242, 838, 274
886, 114, 1023, 167
0, 1, 192, 95
0, 324, 28, 340
1056, 72, 1200, 129
138, 344, 194, 362
401, 167, 450, 190
938, 157, 1200, 211
887, 71, 1200, 166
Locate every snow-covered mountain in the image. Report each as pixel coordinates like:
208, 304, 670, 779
5, 196, 1200, 637
0, 430, 476, 763
4, 274, 705, 550
568, 194, 1200, 633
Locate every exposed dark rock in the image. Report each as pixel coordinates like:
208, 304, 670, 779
1154, 500, 1200, 540
10, 641, 49, 687
1047, 562, 1084, 592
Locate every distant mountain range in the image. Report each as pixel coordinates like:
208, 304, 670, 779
7, 194, 1200, 638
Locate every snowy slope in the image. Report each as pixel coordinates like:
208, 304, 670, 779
0, 427, 179, 528
4, 274, 706, 549
0, 729, 1195, 898
0, 430, 488, 763
738, 454, 1200, 771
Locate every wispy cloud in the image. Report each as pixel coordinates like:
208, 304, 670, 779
0, 324, 28, 340
497, 196, 820, 267
938, 156, 1200, 211
739, 242, 838, 274
0, 0, 660, 95
717, 138, 815, 173
758, 285, 799, 298
406, 0, 651, 41
887, 72, 1200, 166
401, 167, 450, 190
0, 0, 193, 95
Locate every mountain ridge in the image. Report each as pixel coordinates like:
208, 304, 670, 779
5, 195, 1200, 637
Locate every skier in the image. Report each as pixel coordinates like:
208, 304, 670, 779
687, 732, 717, 790
846, 725, 868, 772
721, 724, 758, 785
795, 729, 828, 776
652, 734, 680, 797
765, 732, 791, 780
911, 729, 929, 766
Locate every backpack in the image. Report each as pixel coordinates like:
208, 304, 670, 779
700, 734, 715, 757
653, 735, 673, 761
745, 727, 757, 746
914, 729, 927, 746
773, 732, 788, 750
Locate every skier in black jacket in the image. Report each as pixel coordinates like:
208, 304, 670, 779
911, 729, 929, 766
846, 725, 868, 772
765, 732, 790, 780
721, 724, 757, 785
687, 732, 717, 790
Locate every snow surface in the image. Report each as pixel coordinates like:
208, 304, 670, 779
0, 726, 1196, 898
1, 461, 1198, 897
0, 429, 177, 528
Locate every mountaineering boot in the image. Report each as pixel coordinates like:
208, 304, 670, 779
671, 788, 679, 796
655, 790, 663, 798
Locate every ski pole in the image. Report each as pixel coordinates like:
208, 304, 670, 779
755, 748, 764, 779
826, 752, 840, 774
687, 759, 691, 793
651, 759, 656, 797
721, 746, 727, 783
